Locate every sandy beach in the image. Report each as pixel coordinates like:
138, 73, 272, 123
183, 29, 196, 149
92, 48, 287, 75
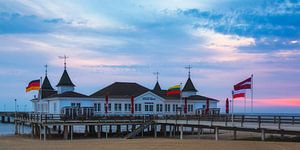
0, 136, 299, 150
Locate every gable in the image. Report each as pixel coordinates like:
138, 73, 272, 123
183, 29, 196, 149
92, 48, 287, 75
135, 91, 164, 103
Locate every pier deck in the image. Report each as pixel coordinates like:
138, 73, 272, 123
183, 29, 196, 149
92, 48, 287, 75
12, 113, 300, 141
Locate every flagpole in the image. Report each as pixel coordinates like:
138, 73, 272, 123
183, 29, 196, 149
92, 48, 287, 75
251, 74, 254, 113
231, 91, 234, 126
180, 83, 183, 116
244, 96, 246, 113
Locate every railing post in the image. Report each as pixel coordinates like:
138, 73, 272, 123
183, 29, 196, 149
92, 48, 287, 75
292, 116, 295, 125
258, 116, 261, 128
241, 115, 244, 127
278, 116, 281, 129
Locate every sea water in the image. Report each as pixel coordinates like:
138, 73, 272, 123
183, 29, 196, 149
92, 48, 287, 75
0, 123, 28, 136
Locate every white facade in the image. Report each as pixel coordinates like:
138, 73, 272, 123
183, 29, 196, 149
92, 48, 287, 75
32, 91, 218, 115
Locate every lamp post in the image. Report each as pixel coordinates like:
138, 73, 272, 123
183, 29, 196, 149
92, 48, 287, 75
14, 99, 17, 118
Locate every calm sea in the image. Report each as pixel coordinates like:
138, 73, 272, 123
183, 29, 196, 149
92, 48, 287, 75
0, 123, 31, 136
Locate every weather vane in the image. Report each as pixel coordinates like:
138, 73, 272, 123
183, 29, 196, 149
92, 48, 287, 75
153, 72, 159, 82
44, 64, 48, 76
185, 65, 192, 78
58, 55, 69, 70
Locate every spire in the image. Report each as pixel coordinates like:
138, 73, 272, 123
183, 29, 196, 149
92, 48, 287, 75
41, 76, 54, 90
153, 81, 162, 91
56, 70, 75, 87
182, 77, 197, 92
185, 65, 192, 78
59, 55, 69, 70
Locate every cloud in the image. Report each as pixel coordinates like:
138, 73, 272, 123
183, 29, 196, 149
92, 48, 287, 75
191, 28, 255, 52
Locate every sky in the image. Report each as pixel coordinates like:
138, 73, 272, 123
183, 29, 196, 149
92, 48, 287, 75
0, 0, 299, 113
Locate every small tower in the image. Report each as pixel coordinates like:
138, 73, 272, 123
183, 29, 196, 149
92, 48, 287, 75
41, 65, 56, 98
182, 65, 198, 97
153, 72, 161, 91
56, 55, 75, 94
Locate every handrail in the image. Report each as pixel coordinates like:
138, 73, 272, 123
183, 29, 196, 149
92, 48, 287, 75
14, 113, 300, 126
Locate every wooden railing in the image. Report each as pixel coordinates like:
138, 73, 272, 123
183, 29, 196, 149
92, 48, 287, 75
15, 113, 300, 126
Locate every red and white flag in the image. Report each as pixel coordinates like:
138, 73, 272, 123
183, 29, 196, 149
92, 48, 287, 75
234, 77, 252, 90
232, 90, 246, 99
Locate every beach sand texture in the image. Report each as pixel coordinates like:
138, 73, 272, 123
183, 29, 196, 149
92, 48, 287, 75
0, 136, 299, 150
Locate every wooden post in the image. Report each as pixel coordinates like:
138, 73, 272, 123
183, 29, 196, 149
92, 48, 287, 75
197, 127, 201, 138
258, 116, 261, 128
215, 127, 219, 141
39, 125, 42, 140
63, 125, 68, 140
154, 124, 157, 138
105, 125, 108, 139
117, 125, 121, 136
84, 125, 88, 136
169, 125, 172, 137
70, 126, 73, 140
278, 116, 281, 129
14, 122, 18, 135
97, 125, 101, 138
261, 129, 265, 141
43, 126, 46, 141
109, 125, 112, 136
31, 123, 34, 138
233, 130, 237, 140
180, 125, 183, 140
141, 124, 144, 137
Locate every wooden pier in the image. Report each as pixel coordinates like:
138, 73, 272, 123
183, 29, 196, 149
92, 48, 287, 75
13, 113, 300, 141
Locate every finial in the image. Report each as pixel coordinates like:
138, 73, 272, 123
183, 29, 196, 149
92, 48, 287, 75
59, 55, 69, 70
44, 64, 48, 76
185, 65, 192, 78
153, 72, 159, 82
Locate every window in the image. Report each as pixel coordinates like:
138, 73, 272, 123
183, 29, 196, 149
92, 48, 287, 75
172, 104, 178, 112
114, 103, 122, 111
135, 104, 141, 112
165, 104, 171, 112
156, 104, 163, 112
71, 102, 80, 107
145, 104, 153, 112
53, 103, 57, 112
108, 103, 112, 111
125, 103, 131, 111
94, 103, 101, 112
188, 104, 194, 112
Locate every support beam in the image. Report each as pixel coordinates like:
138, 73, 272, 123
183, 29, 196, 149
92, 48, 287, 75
233, 130, 237, 140
39, 125, 42, 140
64, 125, 68, 140
14, 122, 18, 135
97, 125, 101, 138
197, 127, 201, 139
154, 124, 157, 138
105, 125, 108, 139
169, 125, 172, 137
215, 127, 219, 141
70, 126, 73, 140
43, 125, 46, 141
261, 129, 265, 141
180, 125, 183, 140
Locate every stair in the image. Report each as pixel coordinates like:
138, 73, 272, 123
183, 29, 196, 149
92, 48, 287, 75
124, 121, 154, 139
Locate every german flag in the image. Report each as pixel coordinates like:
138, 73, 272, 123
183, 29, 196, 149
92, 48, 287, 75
26, 80, 40, 92
166, 85, 181, 95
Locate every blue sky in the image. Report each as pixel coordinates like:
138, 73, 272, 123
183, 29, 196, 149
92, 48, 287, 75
0, 0, 299, 113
